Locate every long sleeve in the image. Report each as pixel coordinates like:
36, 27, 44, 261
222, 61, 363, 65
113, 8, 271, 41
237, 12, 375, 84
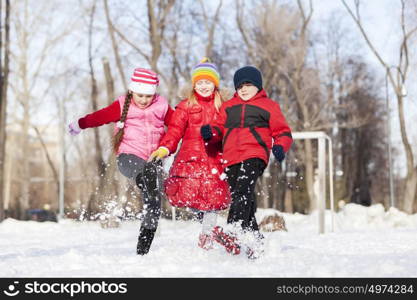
270, 101, 293, 152
164, 105, 175, 126
78, 100, 121, 129
159, 102, 189, 154
210, 103, 227, 143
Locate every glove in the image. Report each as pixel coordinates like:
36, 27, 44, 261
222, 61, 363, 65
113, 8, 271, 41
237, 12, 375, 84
148, 147, 169, 162
272, 145, 285, 163
68, 121, 82, 136
200, 124, 213, 141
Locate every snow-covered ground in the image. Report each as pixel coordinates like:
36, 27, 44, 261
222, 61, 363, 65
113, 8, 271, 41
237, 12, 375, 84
1, 203, 416, 277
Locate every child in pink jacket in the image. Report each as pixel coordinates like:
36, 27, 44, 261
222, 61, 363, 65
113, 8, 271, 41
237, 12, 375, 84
68, 68, 173, 255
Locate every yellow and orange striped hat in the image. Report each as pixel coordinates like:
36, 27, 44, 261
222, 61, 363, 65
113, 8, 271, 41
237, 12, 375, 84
191, 57, 220, 87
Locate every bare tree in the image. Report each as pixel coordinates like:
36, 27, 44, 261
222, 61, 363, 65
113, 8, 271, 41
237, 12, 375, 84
85, 1, 108, 217
109, 0, 175, 84
158, 1, 193, 102
32, 125, 59, 194
0, 0, 10, 221
341, 0, 417, 213
162, 0, 227, 102
101, 56, 122, 210
103, 0, 127, 90
235, 0, 321, 212
7, 0, 71, 218
146, 0, 175, 76
198, 0, 223, 58
315, 11, 388, 207
102, 57, 114, 102
334, 59, 387, 206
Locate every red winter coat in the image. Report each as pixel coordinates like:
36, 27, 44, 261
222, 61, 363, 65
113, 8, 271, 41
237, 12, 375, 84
159, 92, 231, 211
211, 89, 293, 167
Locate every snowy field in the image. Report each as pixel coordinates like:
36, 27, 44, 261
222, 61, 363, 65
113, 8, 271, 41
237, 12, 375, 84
1, 203, 417, 278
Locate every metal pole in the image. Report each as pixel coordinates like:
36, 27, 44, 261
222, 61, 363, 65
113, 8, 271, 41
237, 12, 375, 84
326, 136, 335, 232
318, 137, 326, 234
385, 68, 395, 208
292, 131, 334, 234
58, 98, 65, 219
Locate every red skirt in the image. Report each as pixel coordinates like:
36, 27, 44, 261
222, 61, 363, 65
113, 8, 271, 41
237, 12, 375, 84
164, 160, 231, 211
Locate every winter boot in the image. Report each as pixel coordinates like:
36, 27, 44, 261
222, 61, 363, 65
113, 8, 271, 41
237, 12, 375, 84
137, 226, 156, 255
212, 226, 240, 255
244, 231, 265, 260
198, 233, 214, 250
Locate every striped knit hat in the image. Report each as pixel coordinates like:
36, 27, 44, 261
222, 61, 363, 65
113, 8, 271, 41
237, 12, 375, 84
128, 68, 159, 95
191, 58, 220, 87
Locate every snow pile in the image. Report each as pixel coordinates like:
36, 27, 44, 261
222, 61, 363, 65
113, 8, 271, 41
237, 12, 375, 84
257, 203, 417, 233
336, 203, 417, 229
1, 203, 417, 277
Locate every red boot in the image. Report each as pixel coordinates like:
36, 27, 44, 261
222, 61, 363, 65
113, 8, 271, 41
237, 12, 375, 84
198, 233, 214, 250
212, 226, 240, 255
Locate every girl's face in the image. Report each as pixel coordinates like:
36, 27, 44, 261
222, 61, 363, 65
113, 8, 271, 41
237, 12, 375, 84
194, 79, 215, 97
131, 92, 154, 109
237, 83, 259, 101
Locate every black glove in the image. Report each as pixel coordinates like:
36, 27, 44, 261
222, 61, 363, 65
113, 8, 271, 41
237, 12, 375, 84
272, 145, 285, 163
200, 124, 213, 141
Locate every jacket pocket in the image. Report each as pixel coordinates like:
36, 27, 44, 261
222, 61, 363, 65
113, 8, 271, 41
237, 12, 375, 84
164, 177, 179, 197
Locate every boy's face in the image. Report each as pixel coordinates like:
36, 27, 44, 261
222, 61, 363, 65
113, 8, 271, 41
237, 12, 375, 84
194, 79, 215, 97
131, 92, 154, 109
237, 83, 259, 101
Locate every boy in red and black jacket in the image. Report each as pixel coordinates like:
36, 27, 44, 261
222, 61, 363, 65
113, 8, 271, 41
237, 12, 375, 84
201, 66, 292, 258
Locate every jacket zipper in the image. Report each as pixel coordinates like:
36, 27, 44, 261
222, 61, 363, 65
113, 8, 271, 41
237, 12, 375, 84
238, 104, 246, 153
240, 104, 246, 128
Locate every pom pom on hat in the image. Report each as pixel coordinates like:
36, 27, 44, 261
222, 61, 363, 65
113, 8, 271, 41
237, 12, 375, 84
191, 57, 220, 87
128, 68, 159, 95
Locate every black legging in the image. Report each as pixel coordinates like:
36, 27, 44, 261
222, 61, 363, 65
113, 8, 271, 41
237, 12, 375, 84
225, 158, 266, 232
117, 153, 162, 230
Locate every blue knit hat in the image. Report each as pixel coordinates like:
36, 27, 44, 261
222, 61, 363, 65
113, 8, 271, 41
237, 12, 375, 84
233, 66, 263, 91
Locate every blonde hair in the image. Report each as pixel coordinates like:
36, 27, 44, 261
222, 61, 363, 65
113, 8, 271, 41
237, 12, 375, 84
187, 89, 223, 111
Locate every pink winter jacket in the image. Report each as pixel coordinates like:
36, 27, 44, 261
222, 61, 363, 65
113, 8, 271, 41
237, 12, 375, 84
78, 94, 173, 160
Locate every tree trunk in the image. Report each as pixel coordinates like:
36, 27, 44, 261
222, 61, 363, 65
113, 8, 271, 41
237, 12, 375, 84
397, 94, 416, 213
304, 139, 315, 211
270, 162, 284, 211
17, 1, 31, 220
86, 2, 106, 218
403, 168, 417, 213
20, 104, 30, 219
284, 187, 293, 213
256, 173, 268, 209
350, 129, 371, 206
102, 57, 115, 103
340, 127, 354, 202
101, 58, 119, 208
103, 0, 127, 90
0, 0, 10, 222
33, 126, 60, 199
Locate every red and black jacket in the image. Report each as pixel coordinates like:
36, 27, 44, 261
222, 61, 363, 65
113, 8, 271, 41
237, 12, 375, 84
211, 89, 292, 167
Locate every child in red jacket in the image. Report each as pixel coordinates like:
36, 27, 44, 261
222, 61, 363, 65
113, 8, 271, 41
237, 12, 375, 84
149, 58, 231, 250
68, 68, 173, 255
201, 66, 293, 258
